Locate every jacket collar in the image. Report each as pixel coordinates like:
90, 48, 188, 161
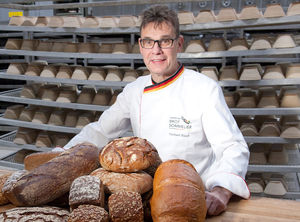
143, 64, 184, 94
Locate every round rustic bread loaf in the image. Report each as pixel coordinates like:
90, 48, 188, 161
108, 191, 143, 222
100, 136, 160, 173
90, 168, 152, 194
68, 205, 109, 222
150, 159, 207, 222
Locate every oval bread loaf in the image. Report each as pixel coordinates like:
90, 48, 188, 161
0, 206, 69, 222
2, 143, 100, 206
90, 168, 153, 194
150, 159, 207, 222
100, 136, 160, 173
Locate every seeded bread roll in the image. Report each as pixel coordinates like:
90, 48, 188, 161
69, 175, 105, 210
2, 143, 100, 206
90, 168, 152, 195
150, 159, 207, 222
100, 136, 160, 173
68, 205, 109, 222
108, 191, 143, 222
0, 206, 69, 222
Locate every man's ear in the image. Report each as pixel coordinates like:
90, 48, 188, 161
177, 35, 184, 52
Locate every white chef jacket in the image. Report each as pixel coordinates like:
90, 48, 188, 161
64, 64, 250, 199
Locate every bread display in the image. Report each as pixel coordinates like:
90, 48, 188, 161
2, 143, 100, 206
68, 204, 109, 222
69, 175, 105, 210
88, 68, 106, 80
90, 168, 153, 194
100, 136, 160, 173
108, 191, 144, 222
32, 108, 51, 124
0, 206, 69, 221
150, 159, 206, 222
40, 65, 58, 78
72, 66, 90, 80
24, 151, 62, 171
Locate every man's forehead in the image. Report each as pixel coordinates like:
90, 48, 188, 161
140, 21, 175, 36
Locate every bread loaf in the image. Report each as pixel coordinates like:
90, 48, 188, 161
68, 204, 109, 222
90, 168, 152, 194
100, 136, 160, 173
24, 151, 62, 171
0, 172, 13, 205
0, 206, 69, 221
2, 143, 100, 206
108, 191, 143, 222
69, 175, 105, 210
150, 159, 207, 222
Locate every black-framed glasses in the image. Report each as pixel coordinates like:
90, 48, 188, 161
139, 38, 177, 49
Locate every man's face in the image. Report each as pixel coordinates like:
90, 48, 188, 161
139, 22, 183, 79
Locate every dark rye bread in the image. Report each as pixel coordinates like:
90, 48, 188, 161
0, 172, 14, 205
0, 206, 69, 221
69, 175, 105, 210
90, 168, 153, 194
68, 204, 109, 222
108, 191, 143, 222
2, 143, 100, 206
100, 136, 160, 173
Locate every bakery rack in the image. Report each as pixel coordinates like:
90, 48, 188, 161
1, 0, 300, 199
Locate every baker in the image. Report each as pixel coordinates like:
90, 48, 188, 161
61, 5, 250, 216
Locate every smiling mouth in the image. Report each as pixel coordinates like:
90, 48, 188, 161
151, 59, 166, 62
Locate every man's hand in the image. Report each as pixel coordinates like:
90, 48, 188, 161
205, 186, 232, 216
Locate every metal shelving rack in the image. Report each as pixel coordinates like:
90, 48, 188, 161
1, 0, 300, 199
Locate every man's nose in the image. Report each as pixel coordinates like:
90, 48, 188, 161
152, 41, 162, 53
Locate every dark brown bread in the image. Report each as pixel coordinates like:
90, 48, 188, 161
2, 143, 100, 206
108, 191, 143, 222
90, 168, 153, 194
68, 204, 109, 222
100, 136, 160, 173
150, 159, 207, 222
69, 175, 105, 210
24, 151, 62, 171
0, 206, 69, 221
0, 173, 13, 205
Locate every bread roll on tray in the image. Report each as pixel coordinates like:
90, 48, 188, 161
2, 143, 100, 206
100, 136, 160, 173
150, 159, 207, 222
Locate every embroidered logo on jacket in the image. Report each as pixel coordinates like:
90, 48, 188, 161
169, 116, 191, 137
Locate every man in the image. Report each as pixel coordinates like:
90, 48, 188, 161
62, 5, 250, 216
